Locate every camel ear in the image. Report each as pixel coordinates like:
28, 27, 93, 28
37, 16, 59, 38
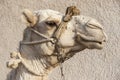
21, 9, 38, 27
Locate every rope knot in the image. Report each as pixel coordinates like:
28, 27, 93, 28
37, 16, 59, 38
7, 52, 22, 69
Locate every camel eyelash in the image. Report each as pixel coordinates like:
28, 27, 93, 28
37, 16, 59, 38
45, 21, 57, 26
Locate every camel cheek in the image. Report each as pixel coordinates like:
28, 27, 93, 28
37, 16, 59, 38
59, 30, 75, 47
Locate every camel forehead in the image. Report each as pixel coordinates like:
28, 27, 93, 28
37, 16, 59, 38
34, 9, 63, 22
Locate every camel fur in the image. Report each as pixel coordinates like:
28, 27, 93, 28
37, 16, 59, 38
7, 7, 107, 80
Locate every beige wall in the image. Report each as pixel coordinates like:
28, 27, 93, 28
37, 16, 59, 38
0, 0, 120, 80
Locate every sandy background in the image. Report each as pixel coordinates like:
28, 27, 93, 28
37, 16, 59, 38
0, 0, 120, 80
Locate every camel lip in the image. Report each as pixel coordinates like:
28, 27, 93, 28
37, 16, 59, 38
94, 42, 104, 49
81, 38, 103, 44
86, 42, 104, 49
95, 41, 103, 45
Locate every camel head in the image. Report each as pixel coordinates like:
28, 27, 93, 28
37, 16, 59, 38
21, 8, 107, 60
6, 7, 107, 80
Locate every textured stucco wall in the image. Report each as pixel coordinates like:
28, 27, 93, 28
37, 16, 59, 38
0, 0, 120, 80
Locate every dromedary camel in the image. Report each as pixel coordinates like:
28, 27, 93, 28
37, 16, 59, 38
7, 6, 107, 80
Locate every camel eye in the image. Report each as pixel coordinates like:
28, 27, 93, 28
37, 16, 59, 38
45, 21, 57, 27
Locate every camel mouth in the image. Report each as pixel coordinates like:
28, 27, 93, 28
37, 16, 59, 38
85, 41, 103, 49
82, 39, 104, 49
82, 39, 103, 44
88, 41, 103, 45
94, 42, 104, 49
93, 41, 103, 46
76, 36, 105, 49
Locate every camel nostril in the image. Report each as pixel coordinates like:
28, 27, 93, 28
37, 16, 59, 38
103, 39, 106, 42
